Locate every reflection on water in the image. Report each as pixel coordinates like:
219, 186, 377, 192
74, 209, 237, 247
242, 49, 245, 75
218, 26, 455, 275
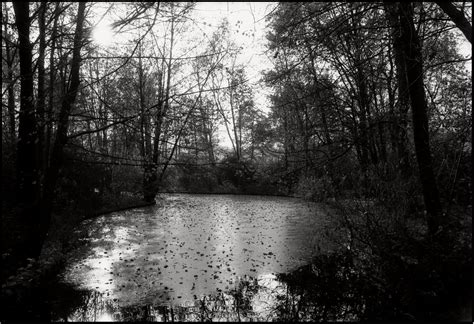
48, 194, 349, 321
51, 268, 361, 322
54, 275, 266, 321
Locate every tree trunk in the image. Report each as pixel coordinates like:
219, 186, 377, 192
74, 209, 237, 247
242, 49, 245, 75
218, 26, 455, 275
435, 1, 472, 43
398, 2, 442, 234
45, 2, 60, 171
3, 3, 17, 145
42, 2, 87, 248
384, 2, 411, 176
138, 43, 156, 203
13, 1, 40, 259
144, 4, 172, 202
229, 78, 240, 161
37, 2, 47, 193
356, 66, 378, 166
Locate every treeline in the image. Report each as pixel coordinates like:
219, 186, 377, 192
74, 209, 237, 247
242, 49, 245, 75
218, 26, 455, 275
3, 2, 88, 268
1, 2, 276, 272
263, 2, 471, 231
1, 1, 472, 320
261, 3, 472, 320
0, 1, 471, 292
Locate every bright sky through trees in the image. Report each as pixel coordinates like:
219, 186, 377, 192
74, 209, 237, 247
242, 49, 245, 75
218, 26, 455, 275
89, 2, 277, 148
92, 22, 114, 46
2, 3, 472, 320
192, 2, 277, 147
193, 2, 276, 76
87, 2, 471, 150
90, 2, 276, 103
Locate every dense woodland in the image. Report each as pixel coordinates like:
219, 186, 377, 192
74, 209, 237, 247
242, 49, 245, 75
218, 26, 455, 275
1, 2, 472, 321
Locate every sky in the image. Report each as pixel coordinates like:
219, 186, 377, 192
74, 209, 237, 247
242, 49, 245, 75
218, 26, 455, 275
458, 41, 472, 72
91, 2, 277, 102
90, 2, 471, 149
192, 2, 276, 76
93, 2, 277, 88
90, 2, 277, 149
190, 2, 277, 148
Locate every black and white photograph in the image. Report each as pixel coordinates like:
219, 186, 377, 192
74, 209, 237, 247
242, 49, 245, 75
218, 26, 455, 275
1, 2, 472, 322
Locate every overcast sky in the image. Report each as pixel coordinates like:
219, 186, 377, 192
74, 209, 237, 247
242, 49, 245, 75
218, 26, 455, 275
90, 2, 471, 149
189, 2, 277, 148
191, 2, 276, 108
90, 2, 277, 148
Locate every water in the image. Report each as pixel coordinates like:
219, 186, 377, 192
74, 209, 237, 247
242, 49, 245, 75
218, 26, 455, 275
51, 194, 337, 321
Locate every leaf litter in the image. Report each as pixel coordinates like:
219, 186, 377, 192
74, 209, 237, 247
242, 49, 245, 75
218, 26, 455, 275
60, 193, 331, 316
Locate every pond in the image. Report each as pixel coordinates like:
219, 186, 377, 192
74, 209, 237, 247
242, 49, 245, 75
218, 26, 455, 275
48, 193, 344, 321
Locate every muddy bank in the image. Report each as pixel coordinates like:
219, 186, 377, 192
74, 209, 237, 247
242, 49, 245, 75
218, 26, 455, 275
84, 199, 156, 220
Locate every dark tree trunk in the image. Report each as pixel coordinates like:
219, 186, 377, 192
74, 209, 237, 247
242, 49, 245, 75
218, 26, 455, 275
152, 71, 164, 167
138, 43, 158, 203
142, 98, 162, 203
13, 2, 37, 202
355, 67, 371, 169
13, 1, 40, 258
398, 2, 442, 234
37, 2, 47, 189
384, 2, 411, 176
3, 3, 17, 145
435, 1, 472, 43
45, 2, 60, 171
152, 102, 163, 165
358, 68, 378, 166
42, 2, 87, 248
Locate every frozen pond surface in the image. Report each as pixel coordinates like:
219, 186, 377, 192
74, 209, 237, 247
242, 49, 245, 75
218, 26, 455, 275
53, 193, 335, 321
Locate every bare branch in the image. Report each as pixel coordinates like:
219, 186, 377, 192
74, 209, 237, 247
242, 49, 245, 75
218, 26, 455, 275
435, 1, 472, 43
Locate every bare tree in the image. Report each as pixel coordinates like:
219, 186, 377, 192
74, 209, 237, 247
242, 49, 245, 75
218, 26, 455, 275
435, 1, 472, 43
397, 2, 443, 234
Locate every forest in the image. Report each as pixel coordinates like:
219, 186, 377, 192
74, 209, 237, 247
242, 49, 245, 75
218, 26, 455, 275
1, 2, 472, 321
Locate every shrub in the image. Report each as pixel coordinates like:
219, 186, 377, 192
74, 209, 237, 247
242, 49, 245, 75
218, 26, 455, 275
295, 175, 335, 202
328, 196, 472, 321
